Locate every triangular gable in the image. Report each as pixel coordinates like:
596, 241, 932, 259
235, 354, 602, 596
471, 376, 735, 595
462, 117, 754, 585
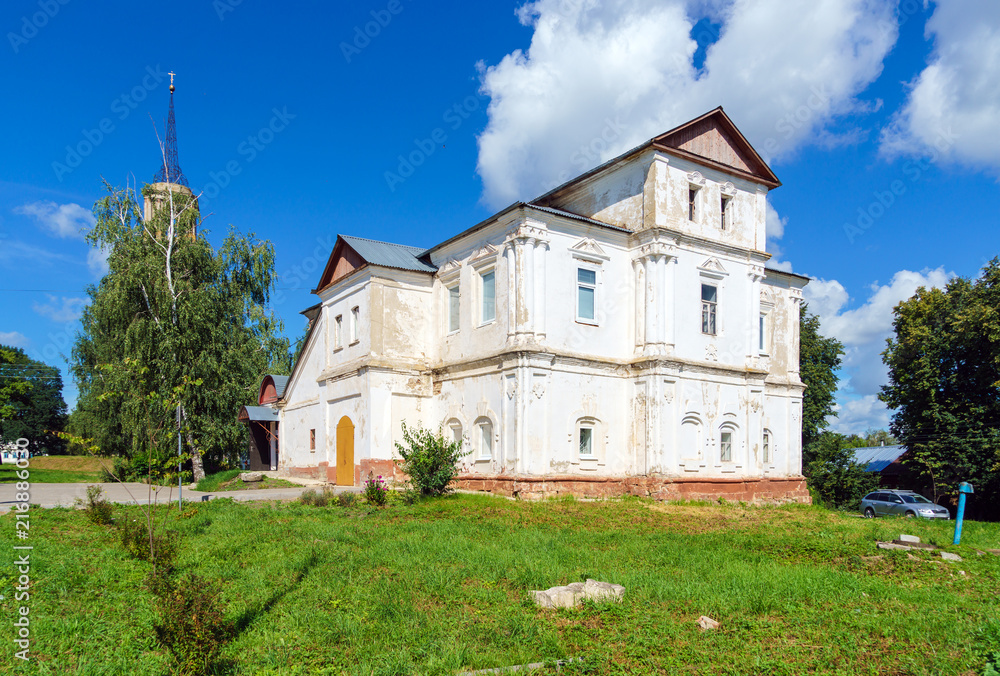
653, 107, 780, 188
698, 257, 729, 276
313, 236, 368, 294
569, 237, 611, 262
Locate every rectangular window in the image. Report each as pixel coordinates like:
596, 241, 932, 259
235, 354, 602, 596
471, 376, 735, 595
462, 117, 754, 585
579, 427, 593, 456
762, 432, 770, 463
335, 315, 343, 347
720, 196, 730, 230
481, 270, 496, 324
577, 268, 596, 321
720, 431, 732, 462
701, 284, 717, 335
351, 306, 360, 343
688, 187, 698, 221
448, 284, 460, 333
479, 422, 493, 459
759, 314, 766, 352
309, 429, 316, 450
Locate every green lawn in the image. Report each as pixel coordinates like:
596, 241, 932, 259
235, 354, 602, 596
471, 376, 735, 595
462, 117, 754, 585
0, 464, 103, 484
1, 495, 999, 675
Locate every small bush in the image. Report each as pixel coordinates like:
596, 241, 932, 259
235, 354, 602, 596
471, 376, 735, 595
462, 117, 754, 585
118, 517, 177, 571
79, 485, 114, 526
299, 487, 334, 507
394, 421, 470, 496
363, 474, 389, 507
153, 573, 234, 676
337, 492, 357, 508
299, 489, 318, 505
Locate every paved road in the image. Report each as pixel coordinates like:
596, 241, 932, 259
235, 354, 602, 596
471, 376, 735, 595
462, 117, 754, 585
0, 481, 360, 513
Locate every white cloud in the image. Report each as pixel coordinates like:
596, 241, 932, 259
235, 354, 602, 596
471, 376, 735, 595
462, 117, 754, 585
13, 201, 94, 240
476, 0, 898, 208
803, 267, 953, 433
0, 331, 30, 348
32, 296, 88, 323
830, 394, 892, 435
880, 0, 1000, 170
87, 245, 111, 278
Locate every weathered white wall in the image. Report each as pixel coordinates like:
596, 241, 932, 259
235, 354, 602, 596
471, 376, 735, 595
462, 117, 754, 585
278, 138, 806, 485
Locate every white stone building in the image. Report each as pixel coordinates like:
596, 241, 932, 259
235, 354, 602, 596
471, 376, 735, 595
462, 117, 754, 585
269, 108, 810, 502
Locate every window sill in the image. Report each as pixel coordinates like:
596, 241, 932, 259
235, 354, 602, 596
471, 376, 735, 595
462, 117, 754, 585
333, 346, 343, 352
575, 318, 599, 327
446, 329, 459, 336
475, 456, 491, 463
349, 340, 360, 346
476, 319, 496, 328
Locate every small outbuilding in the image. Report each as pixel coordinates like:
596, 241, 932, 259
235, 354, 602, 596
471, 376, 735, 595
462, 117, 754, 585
238, 375, 289, 471
851, 444, 909, 488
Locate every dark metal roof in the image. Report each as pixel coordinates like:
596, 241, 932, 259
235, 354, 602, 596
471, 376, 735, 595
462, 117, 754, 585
340, 235, 437, 274
265, 375, 289, 398
526, 204, 631, 232
239, 406, 279, 423
851, 445, 907, 473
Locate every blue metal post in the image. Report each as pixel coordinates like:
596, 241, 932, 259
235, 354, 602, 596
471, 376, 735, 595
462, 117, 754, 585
953, 482, 973, 545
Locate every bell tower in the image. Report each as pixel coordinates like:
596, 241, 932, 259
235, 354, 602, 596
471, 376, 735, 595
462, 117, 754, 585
144, 72, 199, 236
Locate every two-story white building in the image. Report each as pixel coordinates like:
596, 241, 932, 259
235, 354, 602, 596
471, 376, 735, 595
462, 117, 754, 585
269, 108, 810, 503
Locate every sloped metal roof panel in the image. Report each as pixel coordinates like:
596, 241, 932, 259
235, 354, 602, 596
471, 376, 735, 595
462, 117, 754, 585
340, 235, 437, 274
851, 445, 907, 472
240, 406, 279, 422
270, 375, 289, 398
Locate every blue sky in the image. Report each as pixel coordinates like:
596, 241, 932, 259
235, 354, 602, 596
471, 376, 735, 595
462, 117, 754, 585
1, 0, 998, 434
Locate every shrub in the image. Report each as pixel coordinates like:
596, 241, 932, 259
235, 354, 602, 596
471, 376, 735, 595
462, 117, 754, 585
118, 517, 177, 572
394, 421, 470, 496
805, 434, 879, 511
363, 474, 389, 507
337, 492, 357, 508
153, 573, 234, 676
79, 485, 114, 526
299, 487, 334, 507
299, 489, 318, 506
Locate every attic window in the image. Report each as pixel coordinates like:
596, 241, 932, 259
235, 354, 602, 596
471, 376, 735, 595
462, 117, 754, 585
720, 196, 730, 230
688, 187, 698, 221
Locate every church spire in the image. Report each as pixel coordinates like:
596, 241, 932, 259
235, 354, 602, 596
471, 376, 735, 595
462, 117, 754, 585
153, 72, 189, 187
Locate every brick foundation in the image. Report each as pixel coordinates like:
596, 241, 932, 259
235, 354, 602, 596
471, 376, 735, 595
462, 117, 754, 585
286, 460, 404, 486
454, 474, 811, 505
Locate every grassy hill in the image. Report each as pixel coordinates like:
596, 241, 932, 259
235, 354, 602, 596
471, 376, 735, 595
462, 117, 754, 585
1, 494, 998, 674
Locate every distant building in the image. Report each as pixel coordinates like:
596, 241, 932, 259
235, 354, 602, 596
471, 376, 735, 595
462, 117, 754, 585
851, 444, 909, 488
1, 443, 29, 465
260, 108, 811, 503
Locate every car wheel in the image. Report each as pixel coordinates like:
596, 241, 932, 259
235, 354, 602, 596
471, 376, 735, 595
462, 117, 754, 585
905, 511, 915, 519
864, 507, 875, 518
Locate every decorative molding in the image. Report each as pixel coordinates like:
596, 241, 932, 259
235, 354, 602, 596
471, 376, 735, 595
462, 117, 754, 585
705, 344, 718, 362
569, 237, 611, 263
469, 243, 499, 268
506, 376, 518, 400
438, 259, 461, 283
504, 217, 549, 245
698, 257, 729, 278
747, 264, 766, 282
721, 181, 737, 197
687, 171, 706, 187
789, 287, 804, 302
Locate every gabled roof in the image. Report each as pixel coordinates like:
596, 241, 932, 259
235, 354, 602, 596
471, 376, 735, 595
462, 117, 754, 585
652, 107, 780, 188
314, 234, 437, 293
851, 445, 908, 473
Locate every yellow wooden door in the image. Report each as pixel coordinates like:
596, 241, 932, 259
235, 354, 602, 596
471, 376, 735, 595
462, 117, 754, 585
336, 416, 354, 486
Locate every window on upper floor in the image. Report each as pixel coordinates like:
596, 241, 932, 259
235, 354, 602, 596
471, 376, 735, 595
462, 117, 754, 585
334, 314, 343, 348
577, 268, 596, 322
480, 269, 496, 324
720, 195, 730, 230
688, 186, 699, 221
448, 284, 460, 333
701, 284, 717, 335
759, 313, 768, 354
350, 306, 360, 343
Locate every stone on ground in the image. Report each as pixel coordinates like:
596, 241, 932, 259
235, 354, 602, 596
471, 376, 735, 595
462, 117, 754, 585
530, 580, 625, 608
697, 616, 720, 630
940, 551, 963, 562
898, 534, 920, 543
239, 472, 263, 483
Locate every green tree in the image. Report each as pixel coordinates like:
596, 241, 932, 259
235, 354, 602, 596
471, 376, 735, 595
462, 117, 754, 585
71, 181, 290, 480
880, 259, 1000, 515
799, 303, 845, 452
0, 346, 32, 420
0, 346, 67, 454
804, 431, 879, 510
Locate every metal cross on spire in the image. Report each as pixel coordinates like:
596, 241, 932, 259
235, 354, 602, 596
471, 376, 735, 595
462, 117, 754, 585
154, 71, 189, 187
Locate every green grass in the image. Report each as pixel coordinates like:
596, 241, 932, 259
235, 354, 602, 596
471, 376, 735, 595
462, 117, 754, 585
0, 464, 103, 484
2, 496, 999, 675
195, 469, 298, 492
